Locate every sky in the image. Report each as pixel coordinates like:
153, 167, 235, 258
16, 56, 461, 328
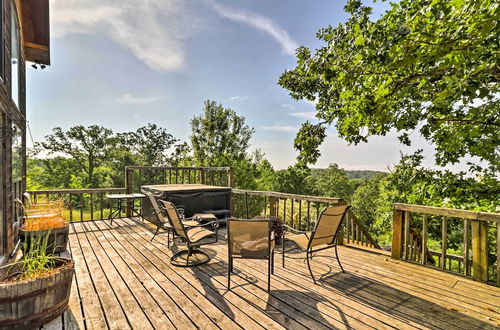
26, 0, 469, 172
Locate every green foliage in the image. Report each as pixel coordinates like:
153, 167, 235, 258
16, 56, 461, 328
190, 100, 254, 166
19, 231, 57, 281
344, 170, 386, 180
273, 166, 317, 195
351, 173, 388, 228
117, 123, 179, 166
314, 163, 355, 201
33, 124, 183, 189
279, 0, 500, 173
37, 125, 116, 187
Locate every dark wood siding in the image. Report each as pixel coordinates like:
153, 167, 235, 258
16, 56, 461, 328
0, 0, 27, 263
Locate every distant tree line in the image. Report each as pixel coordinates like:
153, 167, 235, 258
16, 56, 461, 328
28, 99, 499, 249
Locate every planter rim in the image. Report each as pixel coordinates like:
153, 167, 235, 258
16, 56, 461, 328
21, 222, 69, 232
0, 257, 74, 286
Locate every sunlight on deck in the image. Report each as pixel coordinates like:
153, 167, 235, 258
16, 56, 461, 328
48, 218, 500, 329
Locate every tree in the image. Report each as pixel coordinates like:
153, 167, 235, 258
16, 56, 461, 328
190, 100, 255, 166
314, 163, 355, 202
273, 166, 317, 195
279, 0, 500, 172
117, 123, 179, 166
351, 173, 387, 228
38, 126, 116, 187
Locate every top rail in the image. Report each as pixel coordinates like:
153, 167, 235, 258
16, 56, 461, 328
125, 166, 231, 171
394, 203, 500, 222
27, 188, 125, 194
232, 189, 344, 204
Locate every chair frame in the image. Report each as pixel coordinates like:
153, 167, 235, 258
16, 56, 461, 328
282, 205, 351, 284
161, 200, 219, 267
145, 192, 192, 245
227, 217, 275, 292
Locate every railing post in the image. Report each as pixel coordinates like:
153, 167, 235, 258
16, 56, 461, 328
227, 168, 234, 188
125, 167, 133, 217
392, 209, 404, 259
269, 196, 278, 217
471, 220, 488, 282
200, 168, 206, 185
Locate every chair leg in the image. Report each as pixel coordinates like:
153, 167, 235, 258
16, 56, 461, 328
282, 237, 285, 268
335, 244, 345, 273
151, 226, 160, 241
268, 255, 271, 292
271, 250, 274, 274
306, 250, 317, 284
228, 257, 232, 290
186, 248, 192, 266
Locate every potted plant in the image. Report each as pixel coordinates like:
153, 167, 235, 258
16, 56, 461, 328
21, 199, 69, 254
0, 233, 74, 329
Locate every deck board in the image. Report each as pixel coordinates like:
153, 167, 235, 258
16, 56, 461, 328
54, 218, 500, 329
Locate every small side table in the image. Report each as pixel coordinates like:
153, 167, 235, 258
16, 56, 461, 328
106, 193, 146, 224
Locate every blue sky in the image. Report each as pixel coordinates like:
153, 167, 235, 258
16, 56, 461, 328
26, 0, 465, 171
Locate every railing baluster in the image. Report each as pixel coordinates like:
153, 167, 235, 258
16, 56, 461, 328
298, 200, 302, 230
441, 216, 448, 269
283, 199, 287, 226
291, 199, 294, 229
306, 202, 311, 230
90, 193, 94, 220
497, 222, 500, 286
100, 193, 104, 220
80, 193, 84, 221
69, 194, 73, 221
463, 219, 470, 276
403, 211, 409, 260
422, 214, 428, 265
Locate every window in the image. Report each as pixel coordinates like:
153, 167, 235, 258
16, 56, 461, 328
11, 2, 19, 107
11, 123, 22, 225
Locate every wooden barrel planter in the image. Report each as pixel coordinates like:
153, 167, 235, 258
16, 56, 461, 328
20, 223, 69, 254
0, 258, 74, 329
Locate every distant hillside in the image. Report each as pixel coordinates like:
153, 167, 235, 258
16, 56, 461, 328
345, 170, 387, 179
311, 168, 387, 180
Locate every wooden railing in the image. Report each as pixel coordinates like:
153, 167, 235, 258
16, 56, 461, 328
232, 189, 380, 249
27, 188, 126, 221
392, 203, 500, 286
26, 166, 234, 221
124, 166, 233, 194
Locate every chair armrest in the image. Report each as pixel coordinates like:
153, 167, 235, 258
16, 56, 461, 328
176, 205, 185, 219
190, 220, 219, 231
282, 224, 311, 235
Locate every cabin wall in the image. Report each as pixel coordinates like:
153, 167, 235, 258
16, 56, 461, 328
0, 0, 27, 264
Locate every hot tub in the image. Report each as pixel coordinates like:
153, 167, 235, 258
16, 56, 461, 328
141, 184, 231, 225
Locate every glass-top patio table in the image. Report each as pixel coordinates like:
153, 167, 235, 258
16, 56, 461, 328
106, 193, 146, 224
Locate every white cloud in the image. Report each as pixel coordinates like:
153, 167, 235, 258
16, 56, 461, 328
227, 96, 249, 102
261, 125, 298, 132
289, 111, 317, 120
51, 0, 199, 71
281, 104, 294, 109
117, 93, 166, 104
206, 1, 298, 56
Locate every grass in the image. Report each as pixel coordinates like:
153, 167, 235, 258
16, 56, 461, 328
14, 232, 58, 281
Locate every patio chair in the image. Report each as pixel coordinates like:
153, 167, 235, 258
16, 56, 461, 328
281, 204, 351, 284
145, 192, 198, 246
227, 217, 275, 292
161, 200, 219, 267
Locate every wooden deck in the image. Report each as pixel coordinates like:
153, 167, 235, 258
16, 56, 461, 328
44, 218, 499, 330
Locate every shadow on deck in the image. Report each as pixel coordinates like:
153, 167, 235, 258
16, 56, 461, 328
45, 218, 499, 329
